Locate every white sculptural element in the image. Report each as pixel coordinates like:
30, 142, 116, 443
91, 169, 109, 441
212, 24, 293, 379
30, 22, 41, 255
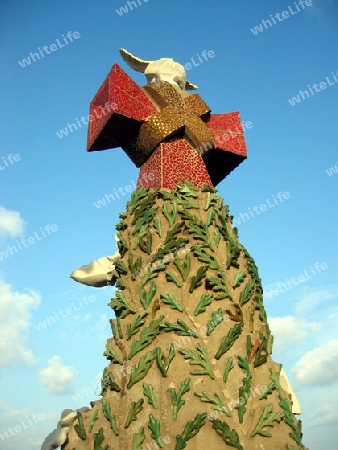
70, 252, 120, 287
119, 48, 198, 91
280, 368, 302, 414
41, 407, 90, 450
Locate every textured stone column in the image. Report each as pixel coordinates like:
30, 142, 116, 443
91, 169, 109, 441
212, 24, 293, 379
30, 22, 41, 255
62, 183, 306, 450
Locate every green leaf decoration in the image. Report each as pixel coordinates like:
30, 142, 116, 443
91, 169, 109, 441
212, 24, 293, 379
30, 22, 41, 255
193, 246, 221, 270
152, 237, 188, 262
246, 335, 253, 358
180, 198, 199, 209
132, 191, 157, 223
133, 208, 157, 234
194, 293, 213, 316
223, 357, 234, 382
174, 253, 191, 281
250, 404, 284, 438
279, 396, 302, 443
202, 184, 217, 193
116, 232, 128, 257
165, 270, 182, 287
88, 409, 99, 433
232, 271, 246, 288
206, 308, 224, 336
237, 356, 252, 423
116, 316, 123, 338
185, 216, 213, 249
215, 322, 243, 360
253, 330, 270, 367
129, 187, 149, 213
206, 273, 232, 300
259, 382, 276, 400
189, 265, 208, 293
239, 279, 255, 306
163, 201, 178, 226
103, 344, 123, 365
156, 344, 175, 377
114, 260, 128, 275
116, 219, 127, 231
102, 399, 119, 436
270, 367, 282, 394
129, 253, 142, 280
115, 278, 126, 290
249, 304, 255, 333
214, 227, 221, 248
127, 312, 148, 340
195, 391, 231, 417
204, 192, 218, 211
175, 413, 208, 450
108, 291, 136, 319
127, 349, 156, 389
170, 377, 191, 420
255, 293, 267, 322
153, 217, 162, 237
180, 342, 215, 379
161, 318, 199, 338
139, 280, 156, 310
206, 209, 215, 226
143, 259, 170, 285
225, 304, 243, 322
164, 222, 184, 244
74, 411, 87, 440
128, 315, 164, 359
211, 420, 243, 450
125, 399, 144, 429
94, 428, 108, 450
105, 372, 121, 393
119, 211, 127, 219
143, 382, 158, 409
134, 225, 152, 254
132, 426, 145, 450
160, 293, 183, 312
148, 414, 163, 448
177, 182, 199, 196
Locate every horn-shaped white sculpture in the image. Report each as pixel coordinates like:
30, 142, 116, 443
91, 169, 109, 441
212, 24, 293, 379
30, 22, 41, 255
119, 48, 198, 91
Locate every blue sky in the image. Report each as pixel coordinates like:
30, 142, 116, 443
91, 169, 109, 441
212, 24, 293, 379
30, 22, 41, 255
1, 0, 337, 448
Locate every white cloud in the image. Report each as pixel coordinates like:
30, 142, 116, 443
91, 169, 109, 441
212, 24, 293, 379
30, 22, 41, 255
0, 277, 40, 367
311, 403, 338, 426
268, 316, 322, 348
295, 288, 337, 316
0, 206, 25, 238
39, 355, 77, 394
293, 339, 338, 385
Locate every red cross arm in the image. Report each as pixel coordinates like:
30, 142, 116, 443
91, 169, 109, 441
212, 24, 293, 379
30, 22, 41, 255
204, 112, 247, 186
87, 64, 157, 152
